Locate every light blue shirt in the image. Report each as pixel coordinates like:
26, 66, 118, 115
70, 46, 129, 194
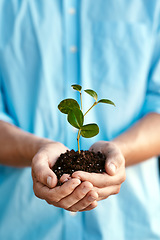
0, 1, 160, 239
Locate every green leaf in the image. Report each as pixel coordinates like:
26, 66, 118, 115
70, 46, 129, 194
67, 108, 84, 129
81, 124, 99, 138
84, 89, 98, 102
58, 98, 80, 114
98, 99, 116, 106
71, 84, 82, 92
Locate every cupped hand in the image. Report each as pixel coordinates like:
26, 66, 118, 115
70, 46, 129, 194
72, 141, 126, 201
32, 141, 98, 212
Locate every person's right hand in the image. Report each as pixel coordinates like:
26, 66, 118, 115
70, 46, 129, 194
31, 141, 98, 212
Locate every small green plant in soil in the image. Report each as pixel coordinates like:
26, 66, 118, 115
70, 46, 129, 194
58, 84, 115, 153
52, 84, 115, 180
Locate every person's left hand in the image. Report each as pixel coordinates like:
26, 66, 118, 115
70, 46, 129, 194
72, 141, 126, 204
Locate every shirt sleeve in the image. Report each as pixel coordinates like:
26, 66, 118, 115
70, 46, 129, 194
0, 74, 16, 125
141, 27, 160, 116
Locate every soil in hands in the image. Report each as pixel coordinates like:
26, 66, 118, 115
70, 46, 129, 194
52, 149, 106, 181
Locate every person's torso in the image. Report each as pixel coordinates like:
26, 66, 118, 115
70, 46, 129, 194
0, 1, 160, 239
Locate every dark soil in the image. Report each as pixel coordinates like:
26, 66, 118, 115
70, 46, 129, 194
52, 149, 106, 181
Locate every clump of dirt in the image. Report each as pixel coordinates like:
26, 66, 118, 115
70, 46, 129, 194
52, 149, 106, 181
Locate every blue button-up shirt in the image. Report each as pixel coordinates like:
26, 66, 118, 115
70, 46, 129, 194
0, 1, 160, 239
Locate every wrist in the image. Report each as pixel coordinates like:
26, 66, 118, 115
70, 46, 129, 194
19, 134, 54, 166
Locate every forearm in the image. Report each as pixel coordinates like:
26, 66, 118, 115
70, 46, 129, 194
112, 113, 160, 167
0, 120, 52, 167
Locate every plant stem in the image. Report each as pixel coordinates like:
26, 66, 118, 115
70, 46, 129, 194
80, 91, 83, 111
77, 129, 81, 154
84, 102, 98, 117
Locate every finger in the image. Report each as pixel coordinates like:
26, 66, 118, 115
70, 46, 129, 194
32, 152, 58, 188
104, 145, 125, 176
105, 155, 125, 176
95, 185, 121, 201
89, 141, 125, 176
60, 174, 71, 183
67, 190, 98, 212
58, 181, 93, 209
105, 154, 125, 176
72, 169, 126, 188
89, 140, 105, 152
72, 171, 112, 188
33, 178, 81, 204
79, 201, 98, 212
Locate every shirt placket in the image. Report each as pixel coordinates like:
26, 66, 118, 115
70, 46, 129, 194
63, 0, 81, 150
64, 0, 80, 86
63, 1, 83, 239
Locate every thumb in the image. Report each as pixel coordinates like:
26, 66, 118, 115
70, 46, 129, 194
105, 153, 123, 176
32, 152, 58, 188
105, 159, 117, 176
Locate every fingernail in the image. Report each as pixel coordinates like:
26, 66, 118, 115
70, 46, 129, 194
62, 178, 69, 183
47, 176, 52, 187
88, 196, 96, 202
108, 163, 116, 174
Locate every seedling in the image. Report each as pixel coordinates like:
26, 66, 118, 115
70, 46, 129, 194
58, 84, 115, 154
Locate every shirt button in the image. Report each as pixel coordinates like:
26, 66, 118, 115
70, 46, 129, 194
70, 46, 77, 53
69, 212, 77, 216
68, 7, 76, 15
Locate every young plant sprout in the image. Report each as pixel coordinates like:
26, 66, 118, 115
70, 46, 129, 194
58, 84, 115, 154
